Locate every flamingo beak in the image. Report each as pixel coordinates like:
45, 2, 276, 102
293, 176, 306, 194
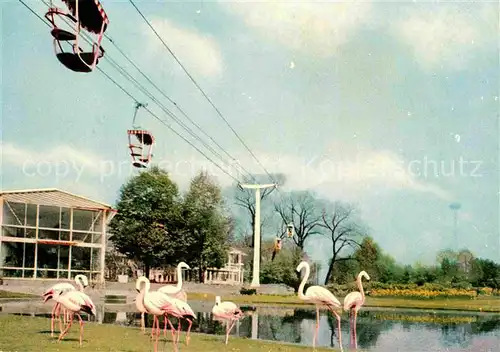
43, 294, 52, 303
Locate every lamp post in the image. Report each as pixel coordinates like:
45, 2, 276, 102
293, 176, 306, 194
239, 183, 277, 287
449, 202, 461, 252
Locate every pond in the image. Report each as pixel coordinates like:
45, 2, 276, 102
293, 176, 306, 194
1, 300, 500, 351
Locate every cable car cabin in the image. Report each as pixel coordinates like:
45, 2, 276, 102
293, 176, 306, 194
62, 0, 109, 35
274, 238, 282, 251
45, 0, 108, 72
128, 129, 154, 168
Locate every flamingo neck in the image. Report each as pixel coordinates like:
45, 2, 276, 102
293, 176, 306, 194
176, 264, 183, 291
137, 281, 146, 301
298, 264, 310, 300
357, 273, 366, 303
75, 276, 84, 291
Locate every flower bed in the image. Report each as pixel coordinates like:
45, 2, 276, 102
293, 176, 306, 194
325, 282, 499, 299
369, 287, 477, 299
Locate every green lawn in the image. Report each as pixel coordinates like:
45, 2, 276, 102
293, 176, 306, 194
0, 289, 38, 299
0, 315, 338, 352
187, 293, 500, 313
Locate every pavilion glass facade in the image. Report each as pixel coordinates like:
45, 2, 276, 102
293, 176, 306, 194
0, 200, 106, 282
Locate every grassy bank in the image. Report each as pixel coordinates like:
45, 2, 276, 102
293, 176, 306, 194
0, 289, 38, 299
187, 293, 500, 313
0, 315, 337, 352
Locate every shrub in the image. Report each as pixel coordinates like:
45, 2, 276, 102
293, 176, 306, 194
240, 288, 257, 295
477, 287, 493, 296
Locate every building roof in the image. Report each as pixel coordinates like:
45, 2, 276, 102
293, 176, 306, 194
0, 188, 114, 210
229, 247, 248, 255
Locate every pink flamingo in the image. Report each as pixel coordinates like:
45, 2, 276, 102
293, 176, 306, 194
343, 270, 370, 349
296, 261, 343, 350
42, 274, 88, 337
211, 296, 243, 344
157, 261, 190, 335
56, 290, 96, 346
168, 298, 196, 346
137, 276, 178, 352
135, 277, 148, 333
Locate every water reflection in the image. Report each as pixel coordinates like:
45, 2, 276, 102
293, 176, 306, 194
2, 300, 499, 351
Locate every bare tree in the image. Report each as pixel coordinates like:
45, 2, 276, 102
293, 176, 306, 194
320, 202, 364, 284
274, 191, 324, 251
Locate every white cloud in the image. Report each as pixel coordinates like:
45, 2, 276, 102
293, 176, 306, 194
1, 142, 104, 181
1, 142, 451, 203
161, 147, 452, 202
0, 142, 116, 203
392, 4, 493, 71
222, 0, 373, 56
143, 18, 223, 77
262, 149, 452, 201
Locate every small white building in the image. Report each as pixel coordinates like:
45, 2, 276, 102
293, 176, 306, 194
0, 188, 116, 283
203, 247, 247, 285
146, 247, 247, 285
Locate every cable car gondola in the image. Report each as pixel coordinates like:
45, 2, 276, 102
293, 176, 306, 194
45, 0, 109, 72
271, 237, 282, 261
128, 102, 154, 168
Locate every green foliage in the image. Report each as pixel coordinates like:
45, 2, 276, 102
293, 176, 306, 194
240, 288, 257, 295
182, 171, 232, 280
470, 258, 500, 289
108, 167, 233, 280
261, 244, 303, 290
328, 236, 499, 292
108, 166, 183, 275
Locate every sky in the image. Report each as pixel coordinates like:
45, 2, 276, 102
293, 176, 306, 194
1, 0, 499, 271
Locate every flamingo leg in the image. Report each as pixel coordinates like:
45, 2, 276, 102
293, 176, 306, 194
185, 318, 192, 346
141, 312, 145, 333
156, 316, 161, 338
167, 318, 178, 352
332, 310, 343, 352
151, 315, 157, 339
154, 316, 159, 352
225, 319, 237, 345
163, 315, 168, 337
76, 313, 84, 346
50, 302, 57, 337
228, 319, 237, 338
176, 319, 181, 343
224, 320, 230, 345
313, 306, 320, 348
56, 304, 64, 336
58, 312, 74, 342
353, 309, 358, 350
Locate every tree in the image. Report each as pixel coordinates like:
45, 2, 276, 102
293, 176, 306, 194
354, 237, 380, 279
457, 249, 474, 274
320, 202, 364, 284
183, 171, 233, 282
376, 253, 404, 283
274, 191, 324, 250
109, 166, 184, 275
108, 166, 183, 278
471, 258, 500, 288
